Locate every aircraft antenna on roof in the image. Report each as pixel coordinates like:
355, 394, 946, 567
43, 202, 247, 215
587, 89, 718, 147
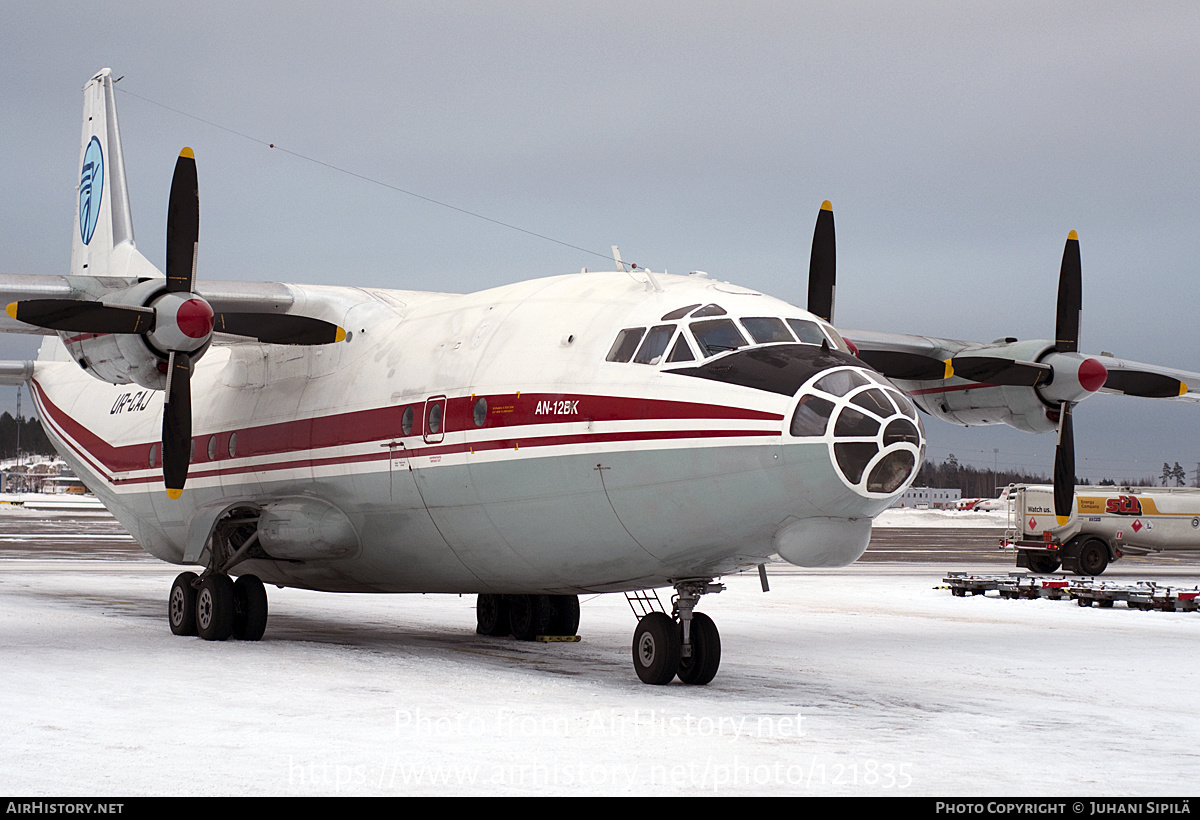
115, 85, 642, 271
613, 245, 662, 292
612, 245, 626, 271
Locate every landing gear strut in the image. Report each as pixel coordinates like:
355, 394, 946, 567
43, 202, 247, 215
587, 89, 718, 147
631, 579, 724, 685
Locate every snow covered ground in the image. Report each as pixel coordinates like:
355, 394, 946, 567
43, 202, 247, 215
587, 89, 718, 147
3, 549, 1198, 796
874, 507, 1010, 528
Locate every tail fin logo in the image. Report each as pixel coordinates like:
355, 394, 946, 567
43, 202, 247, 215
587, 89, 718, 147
79, 135, 104, 245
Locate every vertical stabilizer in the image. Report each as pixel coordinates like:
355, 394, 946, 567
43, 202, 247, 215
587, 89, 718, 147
71, 69, 137, 278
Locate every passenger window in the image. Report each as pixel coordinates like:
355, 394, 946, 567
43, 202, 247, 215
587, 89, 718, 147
690, 319, 748, 357
741, 317, 794, 344
606, 327, 646, 362
666, 335, 696, 363
786, 319, 828, 345
633, 325, 675, 365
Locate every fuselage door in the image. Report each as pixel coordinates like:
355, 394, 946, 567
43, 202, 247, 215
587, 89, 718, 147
423, 395, 446, 445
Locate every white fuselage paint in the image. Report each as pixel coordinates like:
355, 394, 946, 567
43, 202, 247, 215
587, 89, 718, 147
30, 272, 919, 593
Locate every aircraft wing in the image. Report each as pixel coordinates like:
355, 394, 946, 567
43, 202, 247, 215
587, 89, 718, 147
0, 273, 344, 333
842, 328, 973, 362
0, 274, 91, 334
842, 327, 1200, 403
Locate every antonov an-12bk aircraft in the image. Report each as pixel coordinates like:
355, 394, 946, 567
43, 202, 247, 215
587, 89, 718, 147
4, 69, 1198, 684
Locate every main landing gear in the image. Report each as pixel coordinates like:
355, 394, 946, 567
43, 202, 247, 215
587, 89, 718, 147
476, 593, 580, 641
166, 507, 270, 641
169, 571, 268, 641
632, 580, 724, 686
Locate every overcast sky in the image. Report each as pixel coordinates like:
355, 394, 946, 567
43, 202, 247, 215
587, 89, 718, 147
2, 2, 1198, 483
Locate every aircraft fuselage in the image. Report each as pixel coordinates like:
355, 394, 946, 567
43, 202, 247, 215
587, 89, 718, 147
31, 271, 923, 594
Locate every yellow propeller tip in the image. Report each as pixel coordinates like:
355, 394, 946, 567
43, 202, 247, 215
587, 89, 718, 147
335, 326, 347, 342
180, 147, 194, 159
166, 488, 183, 500
1067, 229, 1078, 241
820, 200, 832, 211
1181, 381, 1189, 396
1056, 515, 1071, 527
943, 358, 954, 379
5, 303, 17, 319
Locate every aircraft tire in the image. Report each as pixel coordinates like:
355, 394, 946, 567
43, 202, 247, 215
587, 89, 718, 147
1076, 539, 1109, 576
676, 612, 721, 685
507, 594, 551, 641
476, 594, 511, 636
546, 594, 580, 636
1025, 552, 1061, 574
232, 575, 269, 641
196, 574, 235, 641
632, 612, 680, 685
168, 572, 199, 636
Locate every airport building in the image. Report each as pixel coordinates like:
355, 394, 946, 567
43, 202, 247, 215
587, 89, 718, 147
891, 486, 962, 509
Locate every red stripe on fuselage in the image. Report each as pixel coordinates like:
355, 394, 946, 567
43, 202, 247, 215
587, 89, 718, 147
31, 381, 784, 487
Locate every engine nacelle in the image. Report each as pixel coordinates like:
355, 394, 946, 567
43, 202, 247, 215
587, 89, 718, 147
59, 279, 211, 390
910, 340, 1107, 434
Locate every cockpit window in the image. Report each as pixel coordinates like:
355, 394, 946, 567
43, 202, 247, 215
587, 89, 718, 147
787, 319, 828, 345
892, 391, 918, 420
815, 369, 869, 396
834, 407, 880, 438
851, 388, 896, 418
690, 319, 748, 357
666, 335, 696, 362
662, 304, 701, 321
691, 304, 727, 318
633, 325, 675, 365
741, 317, 794, 344
822, 324, 853, 353
790, 394, 836, 436
606, 327, 646, 363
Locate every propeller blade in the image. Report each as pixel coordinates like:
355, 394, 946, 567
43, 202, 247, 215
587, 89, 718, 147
950, 356, 1053, 387
1053, 401, 1075, 525
855, 350, 951, 381
162, 351, 192, 499
165, 148, 199, 294
1103, 370, 1188, 399
213, 312, 347, 345
807, 201, 836, 323
6, 300, 153, 334
1055, 230, 1081, 353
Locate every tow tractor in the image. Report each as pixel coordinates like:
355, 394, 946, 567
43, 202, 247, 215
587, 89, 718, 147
1004, 484, 1200, 575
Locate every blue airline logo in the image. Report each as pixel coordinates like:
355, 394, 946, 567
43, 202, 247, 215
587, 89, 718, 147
79, 136, 104, 245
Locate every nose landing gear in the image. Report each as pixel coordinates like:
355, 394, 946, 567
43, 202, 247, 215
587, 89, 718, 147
631, 579, 724, 685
